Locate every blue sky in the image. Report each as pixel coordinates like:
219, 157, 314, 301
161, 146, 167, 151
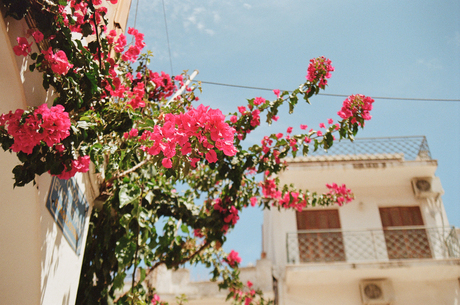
127, 0, 460, 272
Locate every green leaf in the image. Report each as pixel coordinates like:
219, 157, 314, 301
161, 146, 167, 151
302, 145, 309, 156
119, 184, 141, 207
144, 191, 154, 204
112, 271, 127, 290
81, 23, 94, 38
181, 224, 189, 234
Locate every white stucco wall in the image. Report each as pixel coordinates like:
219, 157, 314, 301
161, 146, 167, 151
0, 10, 99, 305
284, 279, 459, 305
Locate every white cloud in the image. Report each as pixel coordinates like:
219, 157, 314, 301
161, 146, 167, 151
417, 58, 442, 70
179, 5, 218, 36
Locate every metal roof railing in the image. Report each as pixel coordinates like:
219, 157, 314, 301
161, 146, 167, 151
305, 136, 432, 161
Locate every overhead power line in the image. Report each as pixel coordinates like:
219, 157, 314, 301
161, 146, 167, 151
197, 80, 460, 103
161, 0, 174, 76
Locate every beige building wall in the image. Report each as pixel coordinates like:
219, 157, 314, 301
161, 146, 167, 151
0, 1, 131, 304
263, 153, 460, 305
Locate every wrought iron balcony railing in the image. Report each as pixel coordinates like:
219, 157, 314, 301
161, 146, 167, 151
286, 226, 460, 264
302, 136, 432, 161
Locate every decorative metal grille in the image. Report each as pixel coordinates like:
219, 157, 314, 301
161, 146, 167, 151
286, 226, 460, 264
304, 136, 431, 161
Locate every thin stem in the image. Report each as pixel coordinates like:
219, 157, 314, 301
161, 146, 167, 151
131, 223, 140, 304
107, 155, 151, 184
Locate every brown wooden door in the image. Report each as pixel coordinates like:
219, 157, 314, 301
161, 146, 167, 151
379, 206, 431, 259
296, 210, 345, 262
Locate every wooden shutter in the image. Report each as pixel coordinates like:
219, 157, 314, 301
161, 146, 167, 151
379, 206, 431, 259
296, 210, 345, 262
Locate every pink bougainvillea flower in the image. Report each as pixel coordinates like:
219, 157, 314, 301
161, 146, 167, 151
337, 94, 375, 125
151, 293, 160, 305
55, 144, 65, 153
36, 104, 71, 147
300, 124, 308, 130
13, 37, 32, 56
56, 155, 90, 180
327, 118, 334, 124
3, 104, 71, 154
226, 250, 242, 267
286, 127, 293, 134
319, 122, 326, 129
326, 183, 354, 206
194, 228, 204, 238
162, 158, 172, 168
272, 115, 279, 121
306, 56, 334, 89
238, 106, 247, 114
250, 196, 257, 207
73, 155, 90, 173
253, 97, 265, 106
31, 30, 44, 43
206, 150, 218, 163
317, 131, 323, 137
273, 89, 280, 98
42, 47, 73, 75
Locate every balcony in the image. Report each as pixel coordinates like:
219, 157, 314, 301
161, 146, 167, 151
301, 135, 432, 161
286, 226, 460, 264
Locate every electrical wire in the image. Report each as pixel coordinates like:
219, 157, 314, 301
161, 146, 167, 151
197, 80, 460, 103
132, 0, 140, 30
161, 0, 174, 76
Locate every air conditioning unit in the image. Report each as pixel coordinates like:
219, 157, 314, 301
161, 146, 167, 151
359, 279, 394, 305
411, 177, 444, 198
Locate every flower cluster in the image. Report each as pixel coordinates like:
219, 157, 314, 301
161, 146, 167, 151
326, 183, 354, 206
306, 56, 334, 89
262, 177, 353, 209
13, 37, 32, 56
42, 47, 74, 75
148, 71, 175, 101
337, 94, 375, 125
229, 281, 256, 305
62, 0, 116, 34
12, 29, 44, 57
214, 198, 240, 231
140, 105, 237, 168
122, 28, 145, 62
225, 250, 242, 267
0, 104, 71, 154
278, 192, 308, 212
151, 293, 161, 305
57, 155, 91, 180
127, 81, 146, 109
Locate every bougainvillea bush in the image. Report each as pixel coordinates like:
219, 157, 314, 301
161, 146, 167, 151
1, 1, 373, 304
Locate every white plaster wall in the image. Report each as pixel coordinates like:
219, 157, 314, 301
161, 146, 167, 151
0, 11, 98, 305
284, 279, 460, 305
37, 173, 95, 305
0, 12, 42, 304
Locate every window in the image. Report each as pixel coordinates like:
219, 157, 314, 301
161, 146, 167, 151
379, 206, 431, 259
295, 209, 345, 262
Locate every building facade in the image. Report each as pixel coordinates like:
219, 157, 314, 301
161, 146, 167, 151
0, 2, 131, 304
263, 136, 460, 305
